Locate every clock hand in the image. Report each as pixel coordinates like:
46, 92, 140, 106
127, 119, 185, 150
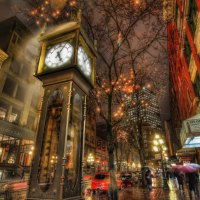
56, 51, 62, 62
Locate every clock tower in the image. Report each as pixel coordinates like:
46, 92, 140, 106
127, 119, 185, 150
27, 17, 96, 200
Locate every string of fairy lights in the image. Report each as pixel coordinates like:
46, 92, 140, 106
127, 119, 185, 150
27, 0, 143, 26
29, 0, 77, 25
96, 68, 152, 120
27, 0, 148, 120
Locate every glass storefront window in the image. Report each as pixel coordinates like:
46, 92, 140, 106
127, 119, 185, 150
0, 134, 20, 164
0, 134, 34, 167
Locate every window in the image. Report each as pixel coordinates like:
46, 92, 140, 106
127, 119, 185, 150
31, 92, 39, 108
176, 4, 181, 31
0, 101, 9, 120
11, 33, 18, 44
193, 74, 200, 98
10, 59, 21, 75
27, 115, 35, 130
20, 65, 31, 80
2, 78, 16, 97
0, 108, 6, 120
9, 107, 20, 123
188, 0, 197, 34
184, 36, 191, 64
15, 85, 25, 102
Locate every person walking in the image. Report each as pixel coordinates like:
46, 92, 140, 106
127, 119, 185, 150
187, 172, 199, 199
174, 171, 184, 191
145, 169, 152, 191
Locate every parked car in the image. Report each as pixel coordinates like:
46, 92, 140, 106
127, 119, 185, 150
91, 172, 123, 192
120, 173, 134, 187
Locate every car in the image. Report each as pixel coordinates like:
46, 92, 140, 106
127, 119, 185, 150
91, 172, 123, 192
120, 173, 134, 187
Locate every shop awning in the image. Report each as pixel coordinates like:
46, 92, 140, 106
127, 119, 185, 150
0, 119, 35, 140
180, 114, 200, 148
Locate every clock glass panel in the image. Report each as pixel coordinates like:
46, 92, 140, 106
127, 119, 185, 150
77, 46, 92, 77
45, 42, 73, 68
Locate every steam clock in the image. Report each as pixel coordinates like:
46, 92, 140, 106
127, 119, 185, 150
27, 19, 96, 200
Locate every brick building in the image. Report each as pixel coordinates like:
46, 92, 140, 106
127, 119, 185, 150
167, 0, 200, 160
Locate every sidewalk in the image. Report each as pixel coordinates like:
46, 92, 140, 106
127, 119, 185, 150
85, 178, 200, 200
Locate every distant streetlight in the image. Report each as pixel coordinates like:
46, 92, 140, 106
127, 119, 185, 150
153, 134, 168, 190
87, 153, 94, 173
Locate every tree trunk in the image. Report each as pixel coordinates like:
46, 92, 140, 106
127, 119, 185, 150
108, 145, 118, 200
138, 147, 146, 187
137, 122, 146, 187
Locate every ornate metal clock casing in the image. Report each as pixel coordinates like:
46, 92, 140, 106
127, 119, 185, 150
27, 20, 96, 200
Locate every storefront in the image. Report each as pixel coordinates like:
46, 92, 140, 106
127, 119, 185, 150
0, 119, 35, 180
180, 114, 200, 148
178, 114, 200, 163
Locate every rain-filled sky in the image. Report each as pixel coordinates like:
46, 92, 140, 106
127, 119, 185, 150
0, 0, 170, 122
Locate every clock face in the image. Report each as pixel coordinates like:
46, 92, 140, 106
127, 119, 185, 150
45, 42, 73, 68
77, 46, 92, 77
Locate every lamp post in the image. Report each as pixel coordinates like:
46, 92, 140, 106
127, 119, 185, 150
153, 134, 169, 190
87, 153, 94, 173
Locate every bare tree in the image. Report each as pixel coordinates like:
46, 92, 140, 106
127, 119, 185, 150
21, 0, 168, 198
79, 0, 168, 198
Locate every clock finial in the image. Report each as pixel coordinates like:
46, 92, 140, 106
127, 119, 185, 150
40, 23, 47, 36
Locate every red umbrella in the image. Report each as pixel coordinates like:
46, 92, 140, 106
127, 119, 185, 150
172, 165, 197, 173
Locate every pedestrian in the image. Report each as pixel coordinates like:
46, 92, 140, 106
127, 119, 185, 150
186, 172, 200, 199
145, 169, 152, 191
174, 171, 184, 191
166, 169, 170, 181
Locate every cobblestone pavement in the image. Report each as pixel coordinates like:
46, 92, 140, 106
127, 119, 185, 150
85, 178, 200, 200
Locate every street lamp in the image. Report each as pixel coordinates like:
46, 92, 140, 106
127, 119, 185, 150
87, 153, 94, 173
153, 134, 169, 190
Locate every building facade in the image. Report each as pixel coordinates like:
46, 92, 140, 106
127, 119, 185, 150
0, 16, 43, 180
167, 0, 200, 160
126, 87, 163, 162
128, 88, 162, 131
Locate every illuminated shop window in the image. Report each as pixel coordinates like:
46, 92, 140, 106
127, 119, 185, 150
0, 134, 20, 164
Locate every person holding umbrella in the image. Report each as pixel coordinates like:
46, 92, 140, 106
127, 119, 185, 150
186, 171, 199, 199
174, 170, 184, 191
172, 164, 199, 198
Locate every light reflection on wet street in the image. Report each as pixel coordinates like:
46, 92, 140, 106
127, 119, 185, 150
84, 178, 200, 200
